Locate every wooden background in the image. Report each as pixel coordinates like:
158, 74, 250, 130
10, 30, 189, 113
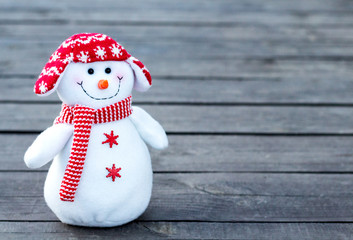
1, 0, 353, 239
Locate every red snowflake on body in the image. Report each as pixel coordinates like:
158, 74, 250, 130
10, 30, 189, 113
106, 164, 121, 182
102, 130, 119, 148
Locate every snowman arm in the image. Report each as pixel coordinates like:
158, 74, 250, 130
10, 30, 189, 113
24, 124, 73, 169
129, 106, 168, 150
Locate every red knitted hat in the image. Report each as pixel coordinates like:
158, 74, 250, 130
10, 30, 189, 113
34, 33, 152, 96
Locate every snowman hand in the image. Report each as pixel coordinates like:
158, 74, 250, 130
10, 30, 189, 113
130, 106, 168, 150
24, 124, 73, 168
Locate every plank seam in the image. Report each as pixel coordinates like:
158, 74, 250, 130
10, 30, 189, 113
4, 19, 353, 29
4, 170, 353, 174
3, 100, 353, 107
1, 220, 353, 223
3, 130, 353, 137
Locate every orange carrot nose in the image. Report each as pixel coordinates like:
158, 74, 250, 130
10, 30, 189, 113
98, 79, 109, 89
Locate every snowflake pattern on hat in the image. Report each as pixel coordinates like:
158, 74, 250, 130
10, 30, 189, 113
34, 33, 137, 95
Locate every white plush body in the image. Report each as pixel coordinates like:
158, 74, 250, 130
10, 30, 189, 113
24, 60, 168, 227
45, 118, 152, 227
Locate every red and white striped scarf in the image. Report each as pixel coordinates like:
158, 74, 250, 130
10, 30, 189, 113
54, 96, 132, 202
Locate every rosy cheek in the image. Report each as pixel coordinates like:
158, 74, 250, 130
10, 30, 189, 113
74, 77, 83, 84
116, 74, 124, 81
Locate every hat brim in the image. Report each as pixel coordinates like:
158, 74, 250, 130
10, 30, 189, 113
34, 59, 69, 96
126, 57, 152, 92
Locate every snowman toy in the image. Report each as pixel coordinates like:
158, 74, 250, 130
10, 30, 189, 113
24, 33, 168, 227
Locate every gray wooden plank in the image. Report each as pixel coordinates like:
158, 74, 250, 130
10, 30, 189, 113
3, 26, 353, 78
0, 222, 352, 240
2, 0, 353, 21
5, 134, 353, 172
2, 26, 353, 78
2, 77, 353, 104
5, 25, 353, 43
2, 12, 353, 28
2, 51, 353, 80
2, 104, 353, 133
1, 172, 353, 222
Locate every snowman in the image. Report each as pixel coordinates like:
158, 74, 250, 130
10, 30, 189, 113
24, 33, 168, 227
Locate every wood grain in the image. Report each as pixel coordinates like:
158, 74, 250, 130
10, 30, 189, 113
2, 0, 353, 25
6, 134, 353, 172
3, 54, 353, 81
2, 104, 353, 134
0, 222, 352, 240
2, 77, 353, 104
1, 172, 353, 222
2, 26, 353, 78
5, 24, 353, 43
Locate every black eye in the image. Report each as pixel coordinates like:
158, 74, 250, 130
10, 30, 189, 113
88, 68, 94, 75
105, 68, 111, 74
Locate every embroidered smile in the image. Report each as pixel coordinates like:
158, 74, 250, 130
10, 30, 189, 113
77, 79, 122, 100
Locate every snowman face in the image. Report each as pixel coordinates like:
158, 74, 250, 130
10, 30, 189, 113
56, 61, 134, 109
